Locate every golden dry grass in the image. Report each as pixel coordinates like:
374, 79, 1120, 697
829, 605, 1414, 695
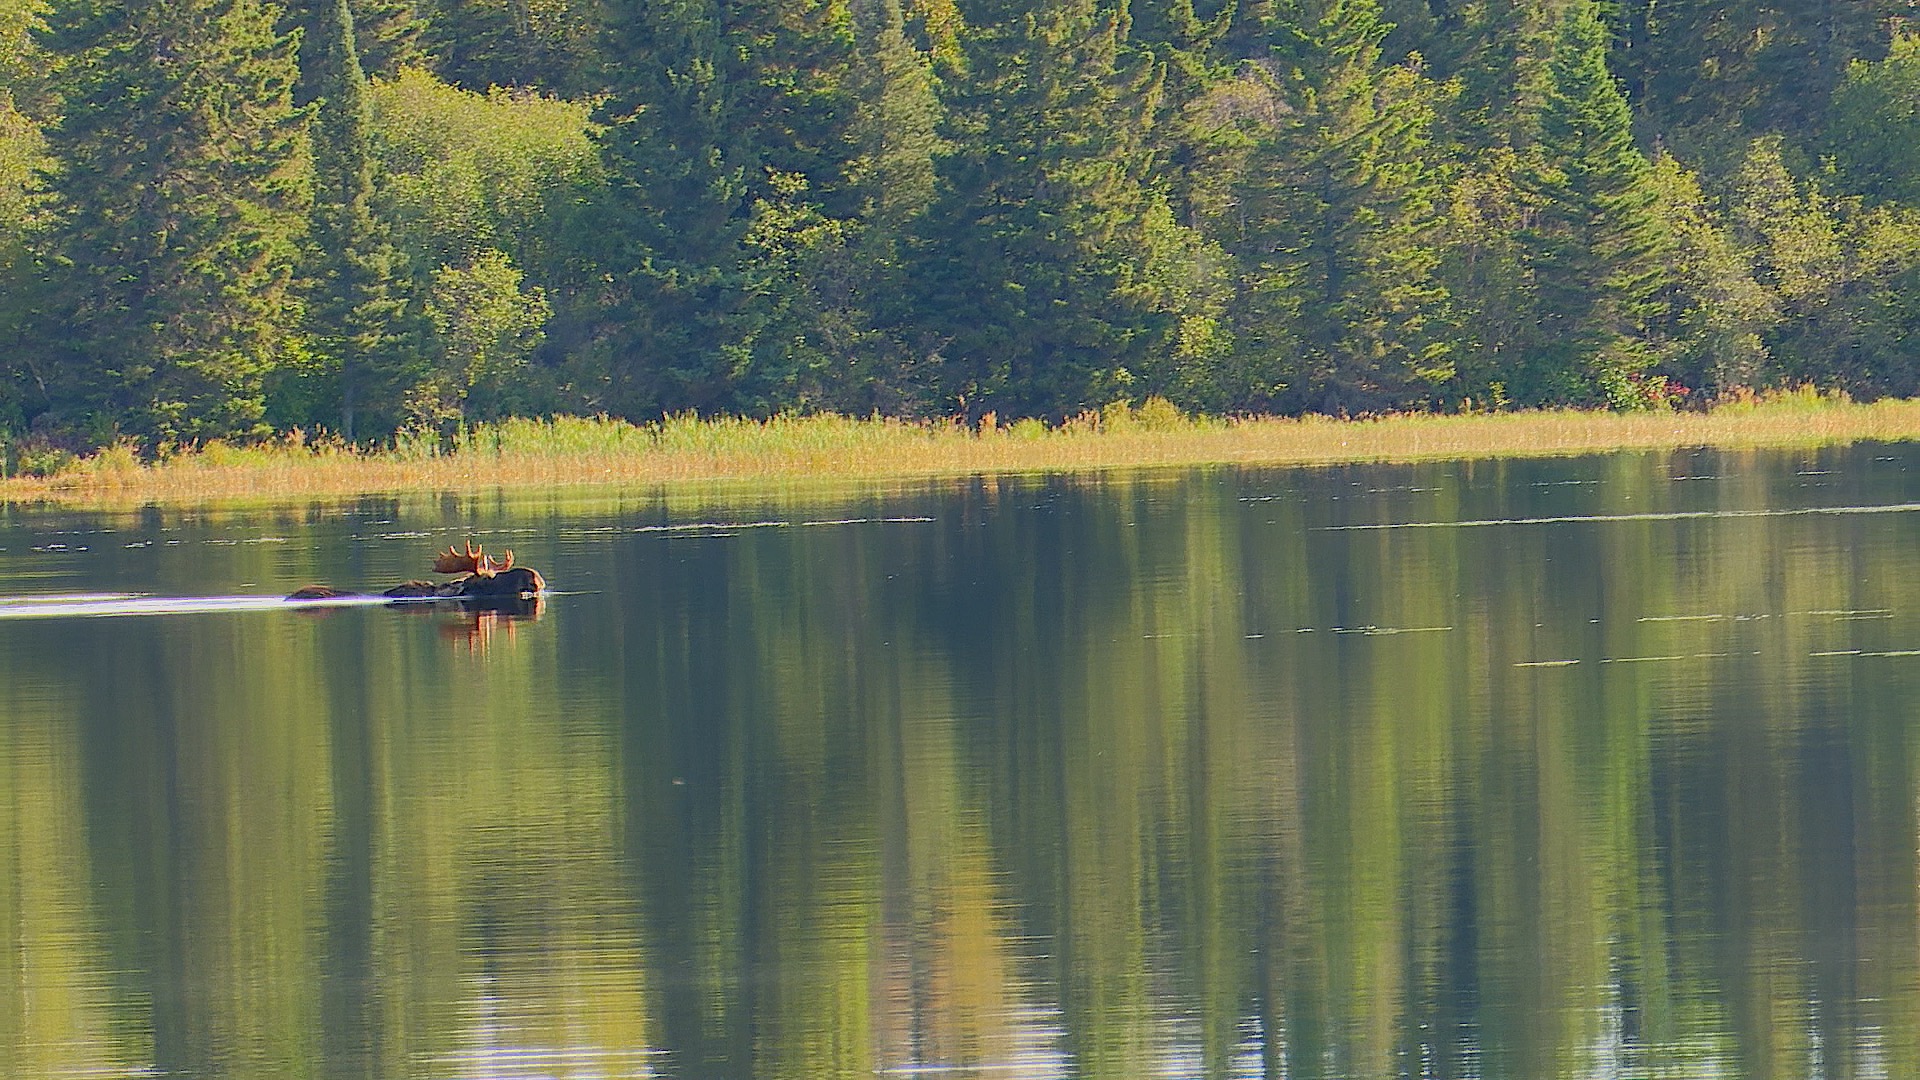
8, 392, 1920, 507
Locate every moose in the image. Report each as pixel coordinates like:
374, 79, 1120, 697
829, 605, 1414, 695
287, 540, 545, 607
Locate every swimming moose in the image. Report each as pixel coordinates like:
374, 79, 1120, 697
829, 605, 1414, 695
287, 540, 546, 607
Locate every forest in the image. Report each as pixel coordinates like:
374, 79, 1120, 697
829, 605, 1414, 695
0, 0, 1918, 447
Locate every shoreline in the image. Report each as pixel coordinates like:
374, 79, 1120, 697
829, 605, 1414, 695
6, 396, 1919, 507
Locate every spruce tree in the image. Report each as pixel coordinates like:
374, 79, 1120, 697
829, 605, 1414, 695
1421, 0, 1557, 149
914, 0, 1224, 416
1620, 0, 1903, 168
346, 0, 425, 78
425, 0, 598, 94
1130, 0, 1235, 226
285, 0, 424, 99
296, 0, 410, 439
592, 0, 756, 414
0, 0, 48, 436
1206, 0, 1455, 412
849, 0, 941, 233
37, 0, 311, 443
1515, 0, 1671, 405
594, 0, 867, 415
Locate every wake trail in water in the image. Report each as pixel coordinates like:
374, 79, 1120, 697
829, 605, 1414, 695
0, 593, 398, 619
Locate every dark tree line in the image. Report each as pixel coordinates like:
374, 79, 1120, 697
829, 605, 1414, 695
2, 0, 1920, 446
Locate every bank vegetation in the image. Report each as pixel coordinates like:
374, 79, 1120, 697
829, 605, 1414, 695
5, 390, 1916, 505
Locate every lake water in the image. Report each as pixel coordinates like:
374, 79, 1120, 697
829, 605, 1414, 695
5, 446, 1920, 1079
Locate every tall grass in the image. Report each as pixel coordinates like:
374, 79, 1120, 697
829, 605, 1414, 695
8, 391, 1920, 505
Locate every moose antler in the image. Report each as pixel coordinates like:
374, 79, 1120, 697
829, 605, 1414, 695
433, 539, 484, 575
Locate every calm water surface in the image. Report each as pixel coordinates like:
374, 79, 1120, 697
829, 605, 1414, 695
5, 447, 1920, 1079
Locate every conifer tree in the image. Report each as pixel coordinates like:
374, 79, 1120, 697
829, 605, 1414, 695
594, 0, 869, 415
1130, 0, 1234, 224
824, 0, 946, 411
426, 0, 598, 94
36, 0, 311, 442
0, 0, 49, 436
1421, 0, 1556, 149
1206, 0, 1455, 412
346, 0, 424, 77
1513, 0, 1671, 405
1130, 0, 1227, 116
1618, 0, 1902, 167
285, 0, 424, 98
295, 0, 411, 439
593, 0, 751, 414
914, 0, 1224, 416
849, 0, 941, 233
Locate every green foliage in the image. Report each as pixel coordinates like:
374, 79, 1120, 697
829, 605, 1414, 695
1617, 0, 1903, 168
1512, 0, 1673, 406
8, 0, 1920, 438
1829, 33, 1920, 204
369, 68, 598, 270
847, 0, 943, 233
0, 1, 50, 432
1642, 154, 1775, 394
35, 0, 311, 444
590, 0, 877, 416
416, 247, 550, 428
423, 0, 597, 94
288, 0, 413, 440
347, 0, 426, 77
589, 0, 758, 415
1204, 0, 1456, 413
912, 0, 1227, 417
1727, 137, 1920, 396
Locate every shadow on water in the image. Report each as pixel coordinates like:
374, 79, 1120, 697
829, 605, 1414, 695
4, 447, 1920, 1077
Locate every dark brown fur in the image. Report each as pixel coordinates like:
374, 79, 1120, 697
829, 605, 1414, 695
289, 541, 545, 606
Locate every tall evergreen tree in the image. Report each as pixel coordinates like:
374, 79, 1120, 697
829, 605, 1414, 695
1617, 0, 1903, 168
284, 0, 423, 99
593, 0, 867, 415
1211, 0, 1456, 412
345, 0, 424, 77
849, 0, 942, 232
1513, 0, 1672, 405
593, 0, 751, 414
804, 0, 946, 412
1420, 0, 1557, 149
293, 0, 411, 439
36, 0, 311, 442
915, 0, 1225, 416
0, 0, 50, 436
425, 0, 598, 94
1130, 0, 1237, 228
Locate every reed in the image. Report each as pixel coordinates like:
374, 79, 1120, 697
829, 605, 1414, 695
7, 391, 1920, 506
